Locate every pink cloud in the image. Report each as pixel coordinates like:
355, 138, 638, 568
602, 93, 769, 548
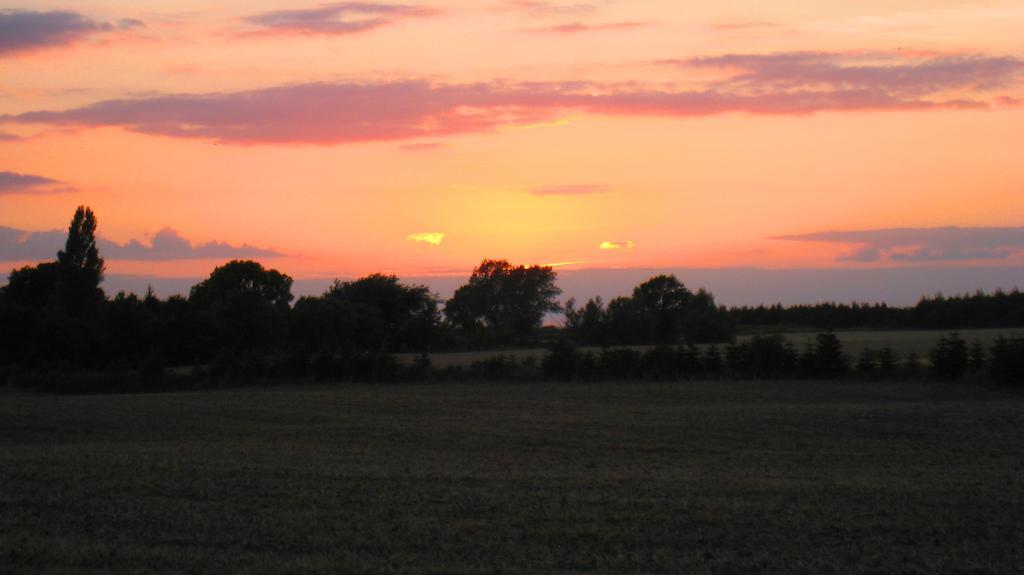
0, 225, 282, 262
0, 10, 143, 57
3, 51, 1019, 145
0, 171, 73, 195
500, 1, 596, 18
399, 141, 447, 151
710, 20, 781, 31
243, 3, 439, 37
524, 21, 649, 34
682, 51, 1023, 96
775, 227, 1024, 262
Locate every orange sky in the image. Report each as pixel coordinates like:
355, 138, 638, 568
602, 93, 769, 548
1, 0, 1023, 283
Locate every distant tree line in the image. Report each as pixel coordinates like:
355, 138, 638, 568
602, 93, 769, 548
535, 332, 1022, 386
1, 207, 1022, 392
727, 292, 1024, 331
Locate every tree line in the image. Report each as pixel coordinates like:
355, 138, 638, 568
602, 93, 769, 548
536, 331, 1023, 386
727, 291, 1024, 331
0, 207, 734, 370
1, 207, 1022, 391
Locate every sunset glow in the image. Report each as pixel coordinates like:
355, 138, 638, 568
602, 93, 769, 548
2, 0, 1023, 299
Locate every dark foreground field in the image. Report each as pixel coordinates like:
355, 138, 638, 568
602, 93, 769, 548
2, 381, 1023, 574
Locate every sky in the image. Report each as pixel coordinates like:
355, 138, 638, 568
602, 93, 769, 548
1, 0, 1023, 305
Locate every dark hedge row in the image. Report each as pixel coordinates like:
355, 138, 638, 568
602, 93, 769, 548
5, 332, 1021, 394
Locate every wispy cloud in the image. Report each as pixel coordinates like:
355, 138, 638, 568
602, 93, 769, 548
4, 51, 1019, 145
0, 226, 282, 262
682, 52, 1023, 97
0, 171, 72, 195
775, 226, 1024, 262
524, 21, 648, 34
117, 18, 145, 30
599, 240, 634, 250
814, 3, 1024, 35
244, 3, 438, 36
711, 20, 781, 31
529, 184, 612, 196
399, 141, 446, 151
0, 132, 22, 141
500, 117, 574, 131
407, 232, 445, 245
107, 228, 284, 261
0, 10, 143, 57
501, 1, 596, 18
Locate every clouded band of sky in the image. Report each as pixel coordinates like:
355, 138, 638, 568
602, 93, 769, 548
1, 1, 1023, 302
5, 53, 1020, 145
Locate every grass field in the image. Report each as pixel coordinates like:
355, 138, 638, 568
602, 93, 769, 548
399, 327, 1021, 368
2, 381, 1023, 573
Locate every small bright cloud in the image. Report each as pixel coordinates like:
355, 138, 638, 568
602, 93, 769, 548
600, 240, 634, 250
529, 184, 613, 196
502, 117, 574, 131
408, 232, 445, 246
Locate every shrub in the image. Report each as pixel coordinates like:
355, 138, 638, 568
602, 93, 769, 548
903, 351, 922, 378
678, 344, 703, 378
348, 352, 399, 382
541, 341, 581, 380
968, 340, 987, 373
877, 346, 898, 376
813, 332, 849, 378
702, 345, 723, 375
138, 349, 166, 379
930, 332, 968, 380
855, 348, 877, 377
725, 336, 795, 379
599, 348, 644, 380
990, 336, 1024, 387
471, 354, 521, 381
641, 346, 679, 380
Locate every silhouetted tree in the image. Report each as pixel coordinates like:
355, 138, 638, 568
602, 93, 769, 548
290, 295, 358, 354
189, 260, 294, 355
686, 288, 735, 343
55, 206, 105, 316
605, 296, 642, 344
445, 259, 561, 344
4, 262, 59, 310
565, 276, 732, 346
564, 296, 609, 346
813, 332, 849, 377
1, 263, 60, 365
321, 274, 440, 351
103, 291, 158, 367
632, 275, 692, 344
1, 207, 109, 369
190, 260, 293, 309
